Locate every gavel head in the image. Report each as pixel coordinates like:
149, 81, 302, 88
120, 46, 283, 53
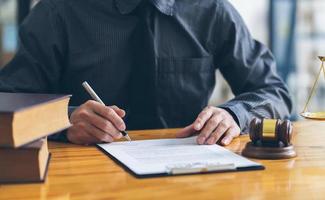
249, 118, 293, 147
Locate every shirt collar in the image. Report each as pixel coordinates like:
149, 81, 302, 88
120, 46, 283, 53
115, 0, 175, 16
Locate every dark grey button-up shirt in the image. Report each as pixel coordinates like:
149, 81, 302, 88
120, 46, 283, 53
0, 0, 292, 136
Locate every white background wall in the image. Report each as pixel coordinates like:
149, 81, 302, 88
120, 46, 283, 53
228, 0, 269, 45
0, 0, 16, 23
209, 0, 269, 105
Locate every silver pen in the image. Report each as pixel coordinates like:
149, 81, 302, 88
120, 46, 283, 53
82, 81, 131, 141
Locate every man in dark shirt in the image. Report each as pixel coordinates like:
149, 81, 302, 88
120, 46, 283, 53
0, 0, 292, 145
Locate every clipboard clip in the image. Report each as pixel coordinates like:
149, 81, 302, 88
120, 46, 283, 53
166, 162, 236, 175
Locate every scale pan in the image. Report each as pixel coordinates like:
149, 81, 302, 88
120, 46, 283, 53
301, 112, 325, 120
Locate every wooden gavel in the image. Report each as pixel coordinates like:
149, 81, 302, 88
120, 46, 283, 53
249, 118, 293, 147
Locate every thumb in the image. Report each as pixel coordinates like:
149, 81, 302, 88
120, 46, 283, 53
176, 124, 196, 138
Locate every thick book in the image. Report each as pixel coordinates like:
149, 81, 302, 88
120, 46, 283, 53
0, 138, 51, 183
0, 92, 71, 147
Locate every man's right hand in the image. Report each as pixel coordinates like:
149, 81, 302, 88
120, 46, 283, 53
67, 100, 126, 145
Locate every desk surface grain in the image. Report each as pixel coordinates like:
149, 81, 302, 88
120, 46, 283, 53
1, 120, 325, 200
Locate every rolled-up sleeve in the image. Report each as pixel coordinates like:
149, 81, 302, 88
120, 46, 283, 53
214, 0, 292, 133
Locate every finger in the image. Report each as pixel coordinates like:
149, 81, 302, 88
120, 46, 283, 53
74, 123, 103, 144
176, 124, 196, 138
80, 131, 102, 145
82, 123, 114, 143
193, 107, 214, 131
221, 126, 240, 146
206, 119, 230, 145
197, 114, 223, 145
67, 127, 84, 144
82, 111, 122, 139
98, 121, 122, 140
90, 119, 122, 140
67, 127, 99, 145
110, 105, 126, 118
90, 102, 126, 131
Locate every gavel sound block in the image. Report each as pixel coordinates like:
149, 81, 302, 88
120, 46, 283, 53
242, 118, 297, 159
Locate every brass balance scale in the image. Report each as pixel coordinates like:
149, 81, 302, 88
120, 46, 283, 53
300, 56, 325, 120
242, 56, 325, 159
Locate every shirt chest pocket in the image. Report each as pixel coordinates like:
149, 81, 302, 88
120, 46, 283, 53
156, 56, 216, 126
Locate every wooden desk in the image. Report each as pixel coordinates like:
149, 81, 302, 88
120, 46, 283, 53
1, 121, 325, 200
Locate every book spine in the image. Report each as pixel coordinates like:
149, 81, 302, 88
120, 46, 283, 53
0, 114, 14, 147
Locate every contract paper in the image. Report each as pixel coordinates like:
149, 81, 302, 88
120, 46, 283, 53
97, 137, 263, 176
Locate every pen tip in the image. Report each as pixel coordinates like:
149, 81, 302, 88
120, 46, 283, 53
125, 135, 132, 141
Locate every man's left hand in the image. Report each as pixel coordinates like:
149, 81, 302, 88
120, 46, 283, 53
176, 106, 240, 145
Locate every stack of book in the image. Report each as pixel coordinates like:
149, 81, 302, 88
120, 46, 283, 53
0, 93, 71, 183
